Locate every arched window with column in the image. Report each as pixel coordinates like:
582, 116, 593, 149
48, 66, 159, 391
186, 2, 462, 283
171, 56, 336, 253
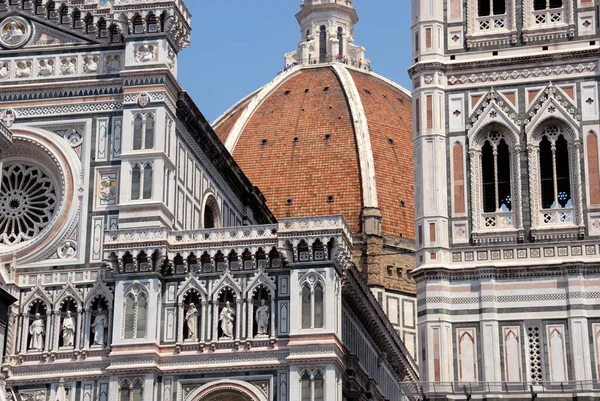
132, 113, 155, 151
527, 119, 583, 233
122, 284, 149, 340
469, 124, 523, 241
300, 272, 325, 329
301, 369, 325, 401
130, 163, 153, 201
201, 193, 222, 229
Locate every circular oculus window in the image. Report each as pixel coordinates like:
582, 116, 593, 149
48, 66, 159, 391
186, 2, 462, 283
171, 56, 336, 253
0, 163, 58, 245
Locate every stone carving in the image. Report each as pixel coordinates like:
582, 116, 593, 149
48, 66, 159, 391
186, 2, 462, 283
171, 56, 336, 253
0, 62, 9, 79
91, 307, 107, 347
83, 56, 99, 73
60, 57, 77, 75
255, 299, 270, 337
15, 60, 31, 78
167, 49, 176, 69
104, 55, 121, 73
29, 313, 45, 351
185, 303, 199, 340
99, 175, 118, 205
57, 241, 77, 259
0, 109, 15, 127
136, 44, 155, 63
18, 390, 45, 401
0, 18, 30, 48
61, 311, 75, 348
219, 301, 235, 339
64, 129, 83, 147
37, 59, 54, 77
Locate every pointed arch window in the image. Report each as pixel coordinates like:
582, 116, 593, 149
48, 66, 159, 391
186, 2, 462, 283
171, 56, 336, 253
123, 289, 148, 340
301, 370, 325, 401
539, 126, 573, 225
479, 132, 513, 229
119, 379, 144, 401
131, 163, 153, 201
300, 276, 325, 329
59, 5, 69, 24
132, 113, 155, 150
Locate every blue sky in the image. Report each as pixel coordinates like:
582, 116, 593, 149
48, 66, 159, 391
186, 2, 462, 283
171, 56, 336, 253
178, 1, 414, 123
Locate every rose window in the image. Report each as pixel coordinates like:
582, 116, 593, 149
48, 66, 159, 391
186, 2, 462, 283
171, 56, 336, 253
0, 164, 58, 245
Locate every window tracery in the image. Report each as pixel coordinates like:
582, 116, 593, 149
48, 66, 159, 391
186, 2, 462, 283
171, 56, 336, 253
132, 113, 155, 151
527, 120, 583, 235
469, 127, 522, 240
300, 273, 325, 329
130, 162, 153, 200
301, 369, 325, 401
0, 163, 58, 245
119, 379, 143, 401
123, 285, 148, 340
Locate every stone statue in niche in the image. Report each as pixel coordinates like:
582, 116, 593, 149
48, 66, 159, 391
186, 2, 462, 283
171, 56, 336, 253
219, 301, 235, 339
29, 313, 45, 351
58, 241, 77, 259
37, 59, 54, 77
185, 303, 198, 340
83, 56, 99, 73
104, 55, 121, 73
91, 307, 107, 347
61, 311, 75, 348
60, 58, 77, 75
255, 299, 270, 337
15, 60, 31, 78
136, 44, 155, 63
0, 62, 9, 80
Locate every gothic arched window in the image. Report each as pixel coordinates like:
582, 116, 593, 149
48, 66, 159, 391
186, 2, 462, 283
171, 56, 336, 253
301, 370, 325, 401
131, 165, 141, 200
84, 14, 94, 34
133, 115, 143, 150
59, 5, 68, 24
72, 9, 81, 30
481, 136, 511, 213
300, 275, 325, 329
131, 163, 152, 201
123, 288, 148, 340
539, 127, 571, 210
132, 113, 155, 150
142, 164, 152, 200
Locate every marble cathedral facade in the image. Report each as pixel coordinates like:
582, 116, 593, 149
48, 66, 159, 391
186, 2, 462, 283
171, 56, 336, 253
410, 0, 600, 398
0, 1, 417, 400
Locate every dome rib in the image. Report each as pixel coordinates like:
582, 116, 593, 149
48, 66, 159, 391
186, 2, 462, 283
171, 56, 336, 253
331, 64, 379, 210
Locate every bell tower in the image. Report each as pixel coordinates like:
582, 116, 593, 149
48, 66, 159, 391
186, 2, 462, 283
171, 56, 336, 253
286, 0, 367, 66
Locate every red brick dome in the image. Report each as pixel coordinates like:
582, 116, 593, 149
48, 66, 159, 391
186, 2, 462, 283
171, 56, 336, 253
214, 64, 414, 240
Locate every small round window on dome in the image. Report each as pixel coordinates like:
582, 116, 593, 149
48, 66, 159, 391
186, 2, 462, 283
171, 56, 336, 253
326, 195, 334, 203
304, 88, 310, 93
261, 139, 268, 145
284, 90, 291, 95
293, 137, 299, 143
388, 138, 394, 145
323, 87, 329, 92
364, 89, 372, 95
400, 200, 406, 207
324, 134, 331, 140
286, 198, 293, 205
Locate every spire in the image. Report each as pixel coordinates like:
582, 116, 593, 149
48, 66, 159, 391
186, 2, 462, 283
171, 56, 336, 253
285, 0, 368, 68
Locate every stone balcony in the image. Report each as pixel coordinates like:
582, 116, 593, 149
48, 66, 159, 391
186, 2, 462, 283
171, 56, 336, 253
112, 0, 191, 25
103, 215, 353, 274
